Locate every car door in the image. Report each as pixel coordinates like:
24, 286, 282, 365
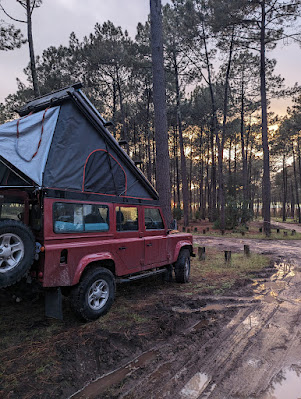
114, 205, 144, 274
143, 207, 168, 269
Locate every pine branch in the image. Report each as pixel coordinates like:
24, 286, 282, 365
0, 4, 26, 23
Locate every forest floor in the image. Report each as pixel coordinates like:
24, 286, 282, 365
2, 226, 301, 398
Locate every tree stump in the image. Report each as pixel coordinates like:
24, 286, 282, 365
198, 247, 206, 261
244, 245, 250, 257
224, 251, 231, 263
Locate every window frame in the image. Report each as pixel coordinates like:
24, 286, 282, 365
53, 202, 110, 234
115, 205, 139, 232
144, 207, 165, 231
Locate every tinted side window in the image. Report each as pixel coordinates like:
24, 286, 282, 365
53, 203, 109, 233
144, 208, 164, 230
116, 207, 138, 231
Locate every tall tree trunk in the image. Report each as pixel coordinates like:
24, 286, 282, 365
218, 28, 234, 230
282, 154, 287, 222
199, 127, 205, 219
202, 20, 217, 221
260, 0, 271, 235
150, 0, 172, 227
234, 139, 237, 198
145, 86, 152, 182
26, 0, 40, 97
173, 50, 189, 226
112, 78, 117, 138
116, 66, 128, 151
175, 128, 181, 207
293, 144, 301, 222
240, 73, 248, 202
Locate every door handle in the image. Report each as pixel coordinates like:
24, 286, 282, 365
119, 246, 126, 250
146, 243, 152, 247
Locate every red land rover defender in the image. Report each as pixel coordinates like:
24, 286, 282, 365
0, 84, 193, 321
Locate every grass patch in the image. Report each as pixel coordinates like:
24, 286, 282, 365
189, 248, 270, 295
192, 228, 301, 240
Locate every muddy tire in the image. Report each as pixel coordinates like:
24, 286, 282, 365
174, 249, 190, 283
163, 265, 173, 282
0, 220, 35, 288
70, 267, 116, 321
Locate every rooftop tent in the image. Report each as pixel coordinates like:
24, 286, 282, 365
0, 107, 60, 186
0, 84, 159, 202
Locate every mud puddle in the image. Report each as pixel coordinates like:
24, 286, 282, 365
260, 364, 301, 399
180, 372, 211, 399
69, 260, 298, 399
69, 350, 159, 399
253, 261, 295, 304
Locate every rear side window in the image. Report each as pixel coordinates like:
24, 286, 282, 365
0, 202, 24, 221
53, 203, 109, 233
116, 206, 138, 231
144, 208, 164, 230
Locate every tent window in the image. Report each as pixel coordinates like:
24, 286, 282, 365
83, 150, 126, 196
116, 206, 138, 231
53, 202, 109, 233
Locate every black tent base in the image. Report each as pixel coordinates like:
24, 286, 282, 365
45, 287, 63, 320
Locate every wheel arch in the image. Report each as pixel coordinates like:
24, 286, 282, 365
173, 242, 193, 263
72, 253, 116, 286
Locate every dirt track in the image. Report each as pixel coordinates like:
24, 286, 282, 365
2, 235, 301, 399
70, 236, 301, 399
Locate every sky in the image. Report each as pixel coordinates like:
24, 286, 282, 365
0, 0, 300, 116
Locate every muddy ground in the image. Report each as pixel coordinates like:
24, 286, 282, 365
1, 234, 301, 399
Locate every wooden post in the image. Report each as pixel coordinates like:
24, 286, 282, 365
244, 245, 250, 257
203, 229, 206, 234
198, 247, 206, 261
224, 251, 231, 263
277, 228, 280, 233
182, 226, 186, 232
206, 227, 209, 232
221, 230, 225, 235
292, 229, 296, 236
241, 231, 245, 236
187, 228, 191, 233
283, 231, 288, 236
194, 227, 198, 232
259, 227, 262, 233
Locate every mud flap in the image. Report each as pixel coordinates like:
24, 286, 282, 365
45, 287, 63, 320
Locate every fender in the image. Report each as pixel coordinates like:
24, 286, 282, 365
72, 252, 115, 285
173, 240, 193, 263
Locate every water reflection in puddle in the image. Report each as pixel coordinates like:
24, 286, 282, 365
253, 262, 295, 303
260, 364, 301, 399
180, 372, 210, 399
69, 350, 159, 399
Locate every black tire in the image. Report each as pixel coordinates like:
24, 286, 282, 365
174, 249, 191, 283
0, 220, 35, 288
163, 265, 173, 283
70, 267, 116, 321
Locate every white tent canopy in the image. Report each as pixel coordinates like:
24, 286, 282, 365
0, 106, 60, 185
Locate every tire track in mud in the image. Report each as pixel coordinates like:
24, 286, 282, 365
70, 238, 301, 399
